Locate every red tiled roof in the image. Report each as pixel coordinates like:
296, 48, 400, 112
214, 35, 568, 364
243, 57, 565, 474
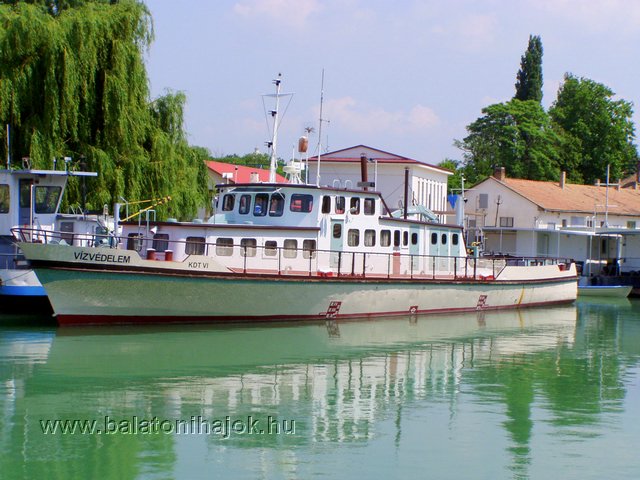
206, 161, 287, 184
493, 176, 640, 216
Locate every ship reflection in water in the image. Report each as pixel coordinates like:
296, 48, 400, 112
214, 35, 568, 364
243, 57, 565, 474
1, 302, 640, 479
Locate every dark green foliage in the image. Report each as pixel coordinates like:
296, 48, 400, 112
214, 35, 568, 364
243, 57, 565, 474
0, 1, 208, 220
549, 74, 638, 184
515, 35, 543, 103
455, 100, 565, 184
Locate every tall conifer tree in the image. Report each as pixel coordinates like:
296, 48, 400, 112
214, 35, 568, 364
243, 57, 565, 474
515, 35, 543, 103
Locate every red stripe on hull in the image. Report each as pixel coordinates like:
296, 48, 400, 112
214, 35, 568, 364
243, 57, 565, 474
55, 298, 575, 327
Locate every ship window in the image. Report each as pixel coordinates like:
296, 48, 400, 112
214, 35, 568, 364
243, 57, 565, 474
238, 194, 251, 215
321, 196, 331, 214
19, 180, 31, 208
411, 233, 418, 245
283, 239, 297, 258
264, 240, 277, 256
185, 236, 206, 255
441, 233, 447, 245
303, 239, 316, 259
254, 193, 268, 216
290, 194, 313, 213
348, 229, 360, 247
364, 229, 376, 247
241, 238, 257, 257
269, 193, 285, 216
127, 233, 143, 252
34, 186, 62, 213
394, 230, 401, 247
403, 231, 408, 246
452, 233, 459, 246
216, 237, 234, 256
364, 198, 375, 215
350, 197, 360, 215
380, 230, 391, 247
335, 196, 345, 214
152, 233, 170, 252
0, 184, 9, 213
431, 233, 437, 245
333, 223, 342, 239
222, 194, 235, 212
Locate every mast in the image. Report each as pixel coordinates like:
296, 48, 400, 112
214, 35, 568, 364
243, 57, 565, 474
268, 74, 282, 183
316, 69, 325, 187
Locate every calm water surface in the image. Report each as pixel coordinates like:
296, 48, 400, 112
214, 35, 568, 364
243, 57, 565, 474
1, 299, 639, 479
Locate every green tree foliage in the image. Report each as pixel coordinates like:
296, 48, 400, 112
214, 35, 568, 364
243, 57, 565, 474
0, 0, 208, 220
437, 158, 462, 193
455, 100, 565, 184
515, 35, 543, 103
549, 74, 638, 184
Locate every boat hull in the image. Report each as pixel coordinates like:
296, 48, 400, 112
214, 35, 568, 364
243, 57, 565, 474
21, 243, 578, 326
30, 267, 576, 326
577, 285, 632, 298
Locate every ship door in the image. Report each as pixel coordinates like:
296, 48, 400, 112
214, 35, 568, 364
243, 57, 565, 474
330, 219, 344, 268
409, 226, 420, 272
18, 179, 33, 226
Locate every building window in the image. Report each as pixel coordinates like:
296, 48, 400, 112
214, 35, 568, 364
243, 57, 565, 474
586, 217, 594, 228
321, 196, 331, 214
478, 193, 489, 209
290, 194, 313, 213
152, 233, 169, 252
269, 193, 285, 216
348, 229, 360, 247
283, 239, 297, 258
562, 219, 567, 228
241, 238, 257, 257
0, 184, 9, 213
238, 194, 251, 215
364, 198, 375, 215
254, 193, 268, 216
303, 239, 316, 259
627, 221, 637, 230
222, 194, 235, 212
350, 197, 360, 215
216, 238, 234, 256
380, 230, 391, 247
185, 236, 206, 255
264, 240, 277, 257
364, 229, 376, 247
499, 217, 514, 227
335, 196, 345, 214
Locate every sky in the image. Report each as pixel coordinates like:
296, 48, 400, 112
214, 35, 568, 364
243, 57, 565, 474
143, 0, 640, 166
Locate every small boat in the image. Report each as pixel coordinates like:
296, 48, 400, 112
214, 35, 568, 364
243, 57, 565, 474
577, 285, 632, 298
0, 162, 103, 314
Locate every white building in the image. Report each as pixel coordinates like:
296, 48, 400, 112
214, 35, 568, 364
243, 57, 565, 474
465, 167, 640, 274
306, 145, 452, 221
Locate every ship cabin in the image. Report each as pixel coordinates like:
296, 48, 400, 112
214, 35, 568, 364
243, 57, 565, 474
120, 183, 468, 277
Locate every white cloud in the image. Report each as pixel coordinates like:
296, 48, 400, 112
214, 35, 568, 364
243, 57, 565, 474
324, 97, 440, 135
233, 0, 322, 26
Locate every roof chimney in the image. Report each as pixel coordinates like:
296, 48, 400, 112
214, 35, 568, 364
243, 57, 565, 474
494, 166, 506, 181
249, 171, 260, 183
560, 171, 566, 189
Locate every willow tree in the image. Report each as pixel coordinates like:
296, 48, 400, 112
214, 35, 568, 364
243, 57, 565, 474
0, 0, 208, 220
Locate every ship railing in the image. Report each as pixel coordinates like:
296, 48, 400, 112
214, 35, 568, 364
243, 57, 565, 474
10, 227, 573, 281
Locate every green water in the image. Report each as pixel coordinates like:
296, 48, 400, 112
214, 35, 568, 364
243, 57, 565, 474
1, 300, 639, 480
